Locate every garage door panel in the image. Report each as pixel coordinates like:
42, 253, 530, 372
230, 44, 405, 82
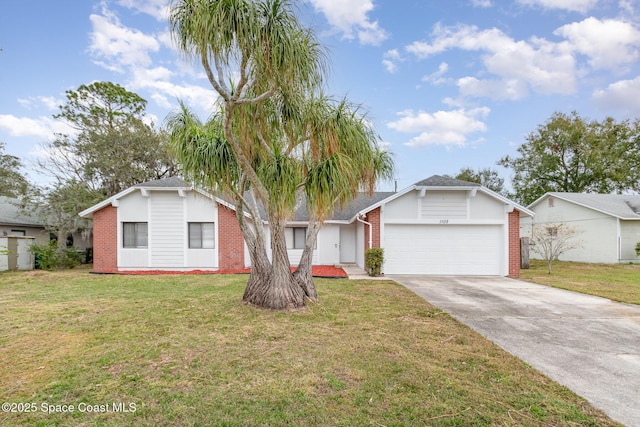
384, 224, 503, 275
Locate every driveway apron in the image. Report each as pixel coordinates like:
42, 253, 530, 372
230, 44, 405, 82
389, 276, 640, 427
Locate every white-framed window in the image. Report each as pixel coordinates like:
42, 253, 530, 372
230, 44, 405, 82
189, 222, 215, 249
285, 227, 315, 250
123, 222, 148, 248
10, 230, 26, 236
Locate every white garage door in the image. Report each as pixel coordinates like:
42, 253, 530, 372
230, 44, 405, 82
384, 224, 503, 275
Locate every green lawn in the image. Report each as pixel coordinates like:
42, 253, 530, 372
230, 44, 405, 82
0, 267, 619, 426
521, 260, 640, 305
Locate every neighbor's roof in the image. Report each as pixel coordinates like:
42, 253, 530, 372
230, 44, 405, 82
532, 192, 640, 220
0, 196, 44, 227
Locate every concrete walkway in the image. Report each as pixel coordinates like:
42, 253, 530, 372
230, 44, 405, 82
389, 275, 640, 427
341, 264, 388, 280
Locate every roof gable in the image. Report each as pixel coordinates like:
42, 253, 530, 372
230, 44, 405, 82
79, 175, 534, 221
531, 193, 640, 220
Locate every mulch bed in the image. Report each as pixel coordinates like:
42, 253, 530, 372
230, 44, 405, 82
97, 265, 348, 278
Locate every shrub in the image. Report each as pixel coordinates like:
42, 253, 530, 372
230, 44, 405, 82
635, 242, 640, 256
29, 242, 83, 270
60, 247, 83, 269
365, 248, 384, 277
30, 241, 60, 270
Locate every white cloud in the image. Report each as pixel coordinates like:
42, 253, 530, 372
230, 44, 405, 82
422, 62, 450, 85
382, 49, 402, 73
457, 77, 529, 100
406, 24, 576, 99
516, 0, 598, 13
593, 76, 640, 116
0, 115, 74, 140
88, 5, 160, 71
555, 17, 640, 71
116, 0, 170, 21
308, 0, 388, 45
387, 107, 490, 147
471, 0, 493, 7
17, 96, 62, 111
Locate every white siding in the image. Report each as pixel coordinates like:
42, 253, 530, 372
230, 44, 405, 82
185, 192, 218, 268
384, 191, 419, 220
119, 191, 149, 268
619, 221, 640, 262
421, 191, 467, 219
149, 192, 185, 267
470, 192, 505, 220
529, 197, 618, 263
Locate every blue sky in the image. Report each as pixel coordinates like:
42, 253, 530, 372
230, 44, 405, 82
1, 0, 639, 191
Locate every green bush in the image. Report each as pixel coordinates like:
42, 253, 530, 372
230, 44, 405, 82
60, 248, 83, 269
30, 241, 60, 270
365, 247, 384, 277
636, 242, 640, 256
29, 242, 83, 270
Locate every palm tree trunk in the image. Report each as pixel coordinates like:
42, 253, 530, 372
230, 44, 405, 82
293, 219, 321, 301
242, 220, 305, 310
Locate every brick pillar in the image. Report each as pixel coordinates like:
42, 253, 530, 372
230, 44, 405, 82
218, 205, 245, 270
92, 206, 118, 273
363, 207, 381, 254
508, 210, 520, 278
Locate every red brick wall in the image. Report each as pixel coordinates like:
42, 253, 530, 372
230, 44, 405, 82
363, 207, 381, 254
92, 206, 118, 273
218, 205, 245, 269
508, 209, 520, 278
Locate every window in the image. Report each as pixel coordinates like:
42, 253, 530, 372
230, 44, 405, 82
10, 230, 26, 236
285, 227, 307, 250
546, 226, 558, 237
189, 223, 215, 249
123, 222, 148, 248
548, 197, 554, 207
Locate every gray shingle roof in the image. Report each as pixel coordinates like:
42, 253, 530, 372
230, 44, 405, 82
0, 196, 44, 227
547, 193, 640, 219
413, 175, 481, 187
134, 176, 191, 188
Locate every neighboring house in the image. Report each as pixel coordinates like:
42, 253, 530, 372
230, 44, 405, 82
0, 196, 49, 245
522, 193, 640, 263
79, 175, 532, 277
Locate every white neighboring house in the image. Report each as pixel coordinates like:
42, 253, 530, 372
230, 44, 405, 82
80, 175, 532, 276
522, 193, 640, 263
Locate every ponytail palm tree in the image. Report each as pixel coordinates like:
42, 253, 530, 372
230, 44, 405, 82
169, 0, 393, 309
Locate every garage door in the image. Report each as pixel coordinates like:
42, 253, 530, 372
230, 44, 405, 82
384, 224, 503, 275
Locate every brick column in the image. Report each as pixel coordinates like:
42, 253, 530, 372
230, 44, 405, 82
508, 210, 520, 278
218, 205, 245, 270
92, 206, 118, 273
363, 207, 381, 254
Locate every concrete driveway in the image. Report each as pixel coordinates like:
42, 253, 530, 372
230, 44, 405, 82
389, 275, 640, 427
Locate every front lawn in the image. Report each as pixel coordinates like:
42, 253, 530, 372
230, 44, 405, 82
521, 260, 640, 305
0, 267, 618, 426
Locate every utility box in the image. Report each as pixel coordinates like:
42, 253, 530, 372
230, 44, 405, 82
0, 236, 35, 271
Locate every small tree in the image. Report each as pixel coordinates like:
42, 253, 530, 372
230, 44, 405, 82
530, 223, 582, 274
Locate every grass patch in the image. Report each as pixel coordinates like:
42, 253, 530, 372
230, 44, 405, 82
0, 267, 620, 426
521, 260, 640, 305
